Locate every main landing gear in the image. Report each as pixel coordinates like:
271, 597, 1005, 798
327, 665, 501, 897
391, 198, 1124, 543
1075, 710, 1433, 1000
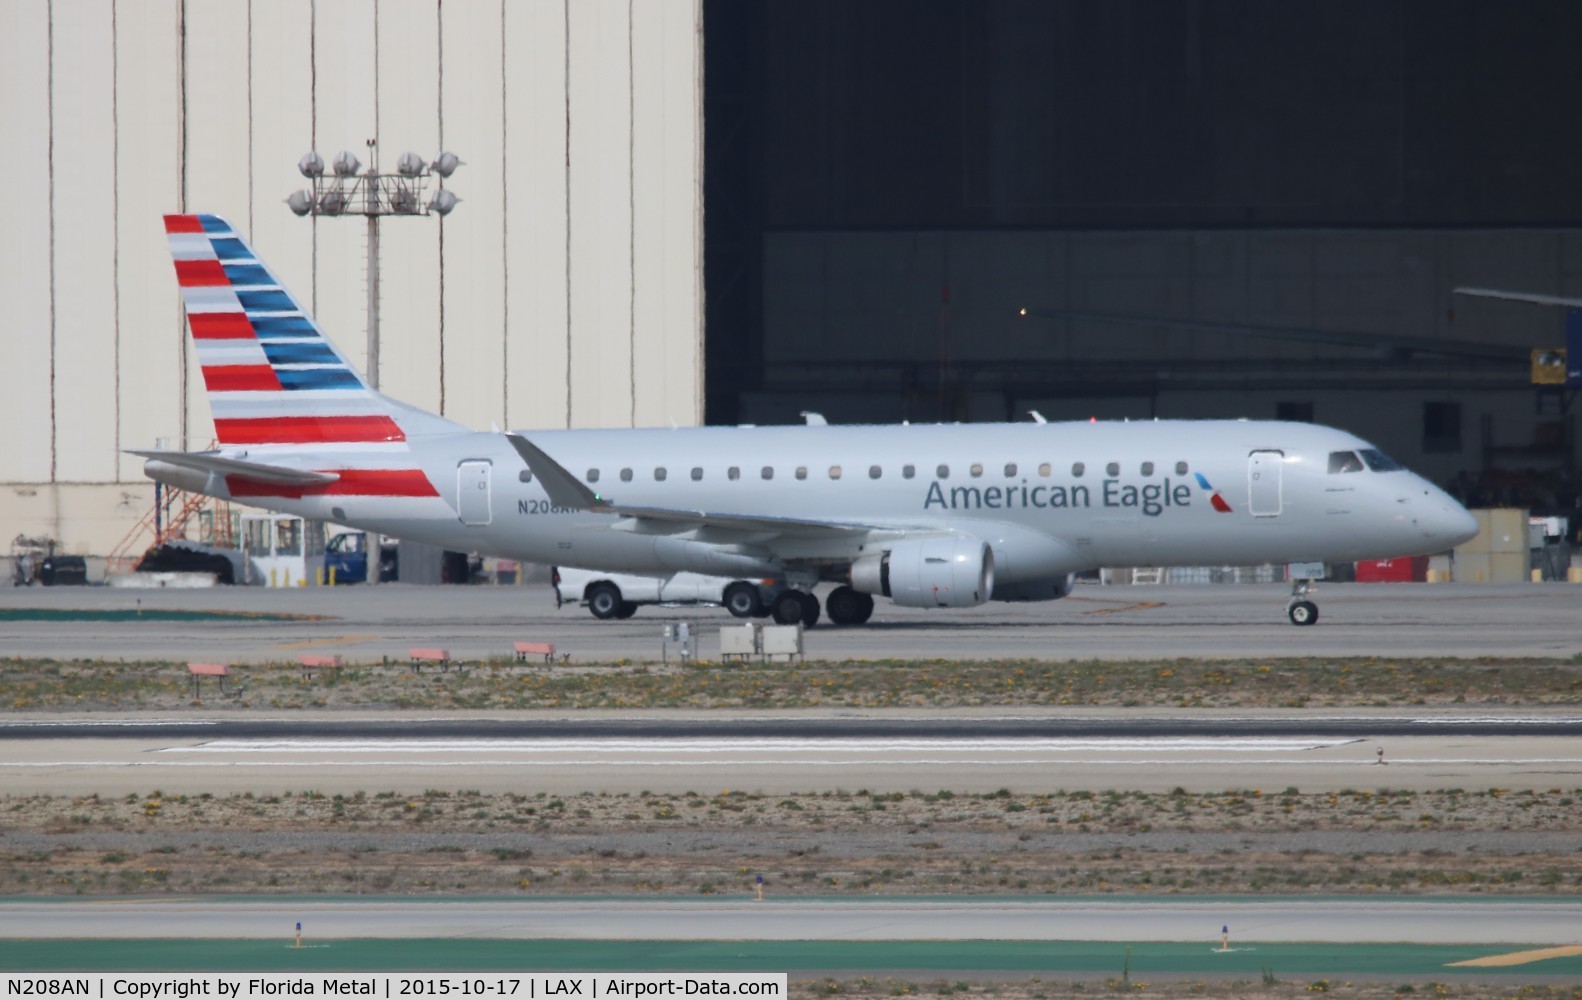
722, 581, 764, 619
824, 585, 875, 626
1287, 578, 1319, 626
771, 589, 821, 628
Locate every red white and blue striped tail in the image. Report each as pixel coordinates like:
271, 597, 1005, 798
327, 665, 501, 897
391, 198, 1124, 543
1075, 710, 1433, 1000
163, 213, 457, 448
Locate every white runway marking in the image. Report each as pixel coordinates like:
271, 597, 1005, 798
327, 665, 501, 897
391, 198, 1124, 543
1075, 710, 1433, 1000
157, 737, 1356, 753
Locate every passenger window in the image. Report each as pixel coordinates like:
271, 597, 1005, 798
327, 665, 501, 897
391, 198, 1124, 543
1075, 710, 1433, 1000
761, 466, 774, 480
970, 463, 983, 478
795, 466, 808, 480
937, 464, 950, 478
690, 467, 703, 481
869, 465, 882, 479
654, 467, 667, 481
829, 465, 842, 479
587, 469, 600, 483
1004, 463, 1017, 477
1106, 462, 1119, 477
518, 470, 532, 483
902, 465, 915, 479
620, 468, 633, 482
1141, 462, 1154, 476
1072, 462, 1085, 477
1038, 462, 1051, 478
1328, 451, 1364, 474
1175, 461, 1188, 475
728, 466, 740, 481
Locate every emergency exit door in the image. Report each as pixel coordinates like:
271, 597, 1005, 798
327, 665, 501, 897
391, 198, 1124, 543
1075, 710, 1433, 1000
457, 461, 492, 526
1248, 450, 1283, 517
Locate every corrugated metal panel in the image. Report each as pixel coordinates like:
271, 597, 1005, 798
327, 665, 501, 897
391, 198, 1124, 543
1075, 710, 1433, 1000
567, 0, 633, 429
372, 0, 442, 413
183, 0, 253, 449
248, 0, 316, 360
309, 0, 378, 385
114, 0, 183, 475
503, 0, 570, 431
438, 0, 506, 432
632, 0, 702, 429
0, 0, 54, 482
52, 0, 119, 481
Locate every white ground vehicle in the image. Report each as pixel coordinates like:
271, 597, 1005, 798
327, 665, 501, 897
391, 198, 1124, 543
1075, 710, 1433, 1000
553, 566, 788, 621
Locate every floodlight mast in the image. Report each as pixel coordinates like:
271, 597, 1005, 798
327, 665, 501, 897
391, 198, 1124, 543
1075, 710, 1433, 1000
287, 139, 460, 585
287, 139, 462, 391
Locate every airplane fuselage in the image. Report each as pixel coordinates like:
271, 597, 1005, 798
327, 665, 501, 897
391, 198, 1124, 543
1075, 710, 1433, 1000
149, 419, 1476, 589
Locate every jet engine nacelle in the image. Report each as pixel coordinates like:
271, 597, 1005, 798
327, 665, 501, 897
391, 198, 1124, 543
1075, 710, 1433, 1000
991, 573, 1079, 602
850, 536, 994, 608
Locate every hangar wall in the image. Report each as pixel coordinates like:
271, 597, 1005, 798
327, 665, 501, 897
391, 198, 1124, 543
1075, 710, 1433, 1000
0, 0, 703, 557
751, 228, 1582, 485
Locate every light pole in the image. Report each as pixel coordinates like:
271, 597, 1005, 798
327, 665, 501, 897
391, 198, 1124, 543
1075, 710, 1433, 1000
288, 142, 460, 583
288, 141, 461, 391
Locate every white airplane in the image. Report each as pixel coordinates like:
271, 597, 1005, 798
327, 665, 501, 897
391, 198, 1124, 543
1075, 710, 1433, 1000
140, 215, 1479, 627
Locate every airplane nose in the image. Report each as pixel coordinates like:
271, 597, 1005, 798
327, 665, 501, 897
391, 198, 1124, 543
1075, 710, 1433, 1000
1437, 501, 1479, 547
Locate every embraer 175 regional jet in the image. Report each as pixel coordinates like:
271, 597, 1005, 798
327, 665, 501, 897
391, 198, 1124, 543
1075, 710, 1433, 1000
141, 215, 1479, 627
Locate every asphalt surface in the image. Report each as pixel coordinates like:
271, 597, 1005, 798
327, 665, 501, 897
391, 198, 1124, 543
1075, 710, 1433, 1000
4, 898, 1581, 945
3, 581, 1581, 662
1, 715, 1579, 795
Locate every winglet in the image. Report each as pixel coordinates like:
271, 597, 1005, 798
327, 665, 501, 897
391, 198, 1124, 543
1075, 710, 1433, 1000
504, 434, 604, 510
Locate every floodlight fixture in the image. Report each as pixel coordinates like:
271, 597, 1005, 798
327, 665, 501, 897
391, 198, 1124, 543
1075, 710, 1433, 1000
298, 152, 324, 177
430, 151, 460, 178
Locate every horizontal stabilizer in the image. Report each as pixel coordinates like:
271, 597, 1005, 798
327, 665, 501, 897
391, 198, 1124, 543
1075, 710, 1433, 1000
127, 450, 340, 486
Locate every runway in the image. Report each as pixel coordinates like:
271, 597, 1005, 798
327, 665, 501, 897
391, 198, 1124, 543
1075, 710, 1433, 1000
2, 714, 1579, 794
4, 897, 1581, 945
3, 582, 1581, 663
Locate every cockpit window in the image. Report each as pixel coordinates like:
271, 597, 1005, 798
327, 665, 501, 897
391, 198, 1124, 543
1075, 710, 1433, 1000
1328, 450, 1364, 474
1359, 448, 1403, 472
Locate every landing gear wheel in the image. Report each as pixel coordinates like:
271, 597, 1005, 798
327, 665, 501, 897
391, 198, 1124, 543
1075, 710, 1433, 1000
614, 601, 638, 619
771, 590, 808, 626
1287, 600, 1318, 626
723, 581, 763, 619
586, 582, 623, 620
796, 590, 821, 629
824, 585, 874, 626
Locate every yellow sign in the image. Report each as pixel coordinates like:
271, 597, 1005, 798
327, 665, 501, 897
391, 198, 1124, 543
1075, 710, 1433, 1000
1531, 347, 1567, 385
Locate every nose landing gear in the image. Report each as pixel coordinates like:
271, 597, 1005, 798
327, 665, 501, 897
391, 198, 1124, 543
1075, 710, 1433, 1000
1287, 578, 1319, 626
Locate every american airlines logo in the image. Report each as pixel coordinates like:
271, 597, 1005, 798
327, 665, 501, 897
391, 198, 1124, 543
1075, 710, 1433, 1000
924, 477, 1203, 517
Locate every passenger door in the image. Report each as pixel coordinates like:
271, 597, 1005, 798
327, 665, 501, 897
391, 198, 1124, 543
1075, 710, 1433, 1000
457, 460, 493, 526
1248, 450, 1283, 517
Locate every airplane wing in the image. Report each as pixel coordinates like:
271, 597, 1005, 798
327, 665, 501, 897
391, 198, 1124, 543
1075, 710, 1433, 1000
505, 433, 878, 538
127, 450, 341, 486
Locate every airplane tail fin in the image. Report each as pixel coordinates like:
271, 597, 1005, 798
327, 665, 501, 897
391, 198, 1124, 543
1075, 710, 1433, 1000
163, 213, 461, 447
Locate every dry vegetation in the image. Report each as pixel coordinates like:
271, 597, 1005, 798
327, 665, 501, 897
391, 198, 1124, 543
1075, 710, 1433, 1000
6, 655, 1582, 711
3, 785, 1578, 898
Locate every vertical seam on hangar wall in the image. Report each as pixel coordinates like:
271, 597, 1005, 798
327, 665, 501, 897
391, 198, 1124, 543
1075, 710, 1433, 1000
309, 0, 318, 318
112, 0, 121, 466
500, 0, 509, 425
437, 0, 447, 416
246, 0, 254, 237
47, 0, 57, 480
563, 0, 573, 428
628, 0, 636, 428
177, 0, 189, 450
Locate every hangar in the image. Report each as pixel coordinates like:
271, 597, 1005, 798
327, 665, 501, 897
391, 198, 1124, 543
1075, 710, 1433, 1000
4, 1, 1581, 566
